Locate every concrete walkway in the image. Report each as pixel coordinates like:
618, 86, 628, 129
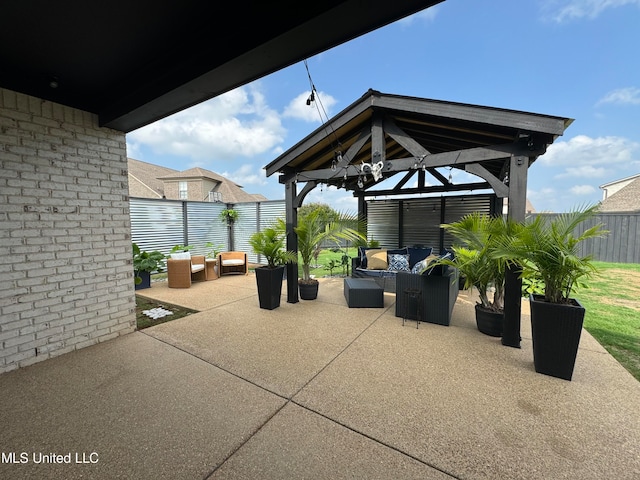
1, 274, 639, 479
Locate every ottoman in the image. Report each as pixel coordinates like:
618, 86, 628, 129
344, 278, 384, 308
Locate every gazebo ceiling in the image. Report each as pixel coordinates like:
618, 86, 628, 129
266, 89, 573, 196
0, 0, 442, 133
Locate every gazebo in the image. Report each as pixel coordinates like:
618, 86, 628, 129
265, 89, 573, 347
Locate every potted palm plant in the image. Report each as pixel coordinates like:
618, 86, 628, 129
439, 213, 512, 337
495, 204, 607, 380
249, 221, 296, 310
295, 208, 364, 300
132, 243, 166, 290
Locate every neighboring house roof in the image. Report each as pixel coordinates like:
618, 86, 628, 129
599, 177, 640, 212
127, 158, 267, 203
127, 158, 177, 198
599, 173, 640, 190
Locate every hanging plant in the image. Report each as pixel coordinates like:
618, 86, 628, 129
219, 209, 239, 224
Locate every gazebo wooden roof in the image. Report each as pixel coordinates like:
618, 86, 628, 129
266, 89, 573, 347
267, 89, 572, 203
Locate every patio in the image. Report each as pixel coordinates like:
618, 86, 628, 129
1, 273, 639, 479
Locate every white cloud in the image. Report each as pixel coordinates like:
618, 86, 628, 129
542, 0, 640, 22
556, 165, 608, 178
222, 164, 268, 187
127, 84, 285, 161
540, 135, 639, 173
303, 186, 358, 213
283, 91, 338, 123
597, 87, 640, 105
398, 5, 439, 26
570, 184, 598, 195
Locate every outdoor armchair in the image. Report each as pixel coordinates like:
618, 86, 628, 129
217, 251, 248, 276
167, 253, 207, 288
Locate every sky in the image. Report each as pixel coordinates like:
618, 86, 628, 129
126, 0, 640, 213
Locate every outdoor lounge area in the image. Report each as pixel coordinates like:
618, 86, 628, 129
1, 273, 638, 480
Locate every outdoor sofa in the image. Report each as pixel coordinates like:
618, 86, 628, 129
351, 246, 459, 326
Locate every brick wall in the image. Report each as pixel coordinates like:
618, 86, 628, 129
0, 88, 136, 373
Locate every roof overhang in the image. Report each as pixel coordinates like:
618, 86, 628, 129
0, 0, 443, 133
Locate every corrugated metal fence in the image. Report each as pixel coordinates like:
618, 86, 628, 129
130, 198, 639, 266
529, 212, 640, 264
129, 198, 286, 263
366, 194, 495, 253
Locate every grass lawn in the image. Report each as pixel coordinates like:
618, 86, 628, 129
579, 261, 640, 381
304, 247, 359, 278
135, 295, 198, 329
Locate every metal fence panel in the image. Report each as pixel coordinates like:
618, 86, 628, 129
366, 194, 493, 252
366, 200, 400, 247
186, 202, 227, 256
130, 198, 185, 254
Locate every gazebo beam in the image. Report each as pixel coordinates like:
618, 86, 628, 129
357, 181, 491, 197
285, 143, 527, 183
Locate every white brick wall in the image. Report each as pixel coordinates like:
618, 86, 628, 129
0, 88, 136, 373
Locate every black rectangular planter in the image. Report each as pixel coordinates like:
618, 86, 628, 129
255, 266, 285, 310
530, 294, 585, 381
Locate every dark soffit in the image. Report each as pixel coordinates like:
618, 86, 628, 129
0, 0, 443, 133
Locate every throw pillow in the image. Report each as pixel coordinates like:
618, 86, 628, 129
407, 246, 433, 269
359, 247, 382, 269
171, 252, 191, 260
387, 253, 410, 272
367, 250, 389, 270
412, 254, 439, 274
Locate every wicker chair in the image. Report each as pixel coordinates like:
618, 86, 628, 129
167, 253, 207, 288
217, 251, 248, 276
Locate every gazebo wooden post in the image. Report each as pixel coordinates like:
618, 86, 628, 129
502, 154, 529, 348
285, 179, 299, 303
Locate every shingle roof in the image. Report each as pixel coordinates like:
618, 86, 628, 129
599, 177, 640, 212
127, 158, 268, 203
127, 158, 177, 198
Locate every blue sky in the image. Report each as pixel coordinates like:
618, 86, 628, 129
126, 0, 640, 213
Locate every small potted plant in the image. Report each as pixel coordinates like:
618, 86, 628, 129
132, 243, 166, 290
494, 204, 608, 380
219, 208, 239, 225
438, 212, 513, 337
249, 220, 296, 310
295, 208, 364, 300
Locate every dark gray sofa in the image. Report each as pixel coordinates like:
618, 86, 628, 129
394, 266, 459, 326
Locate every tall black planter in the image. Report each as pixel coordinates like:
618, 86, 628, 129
134, 270, 151, 290
475, 305, 503, 337
299, 280, 319, 300
529, 294, 585, 381
255, 266, 285, 310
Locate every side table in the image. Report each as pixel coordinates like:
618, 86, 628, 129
205, 259, 218, 280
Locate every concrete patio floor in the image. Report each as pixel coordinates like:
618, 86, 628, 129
1, 273, 639, 479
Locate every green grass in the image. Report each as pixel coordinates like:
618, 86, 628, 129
577, 261, 640, 381
304, 247, 359, 278
135, 295, 198, 329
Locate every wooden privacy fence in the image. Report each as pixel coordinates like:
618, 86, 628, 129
529, 212, 640, 264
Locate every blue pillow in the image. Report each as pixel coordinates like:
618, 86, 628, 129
387, 253, 410, 272
407, 246, 433, 269
386, 247, 408, 263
